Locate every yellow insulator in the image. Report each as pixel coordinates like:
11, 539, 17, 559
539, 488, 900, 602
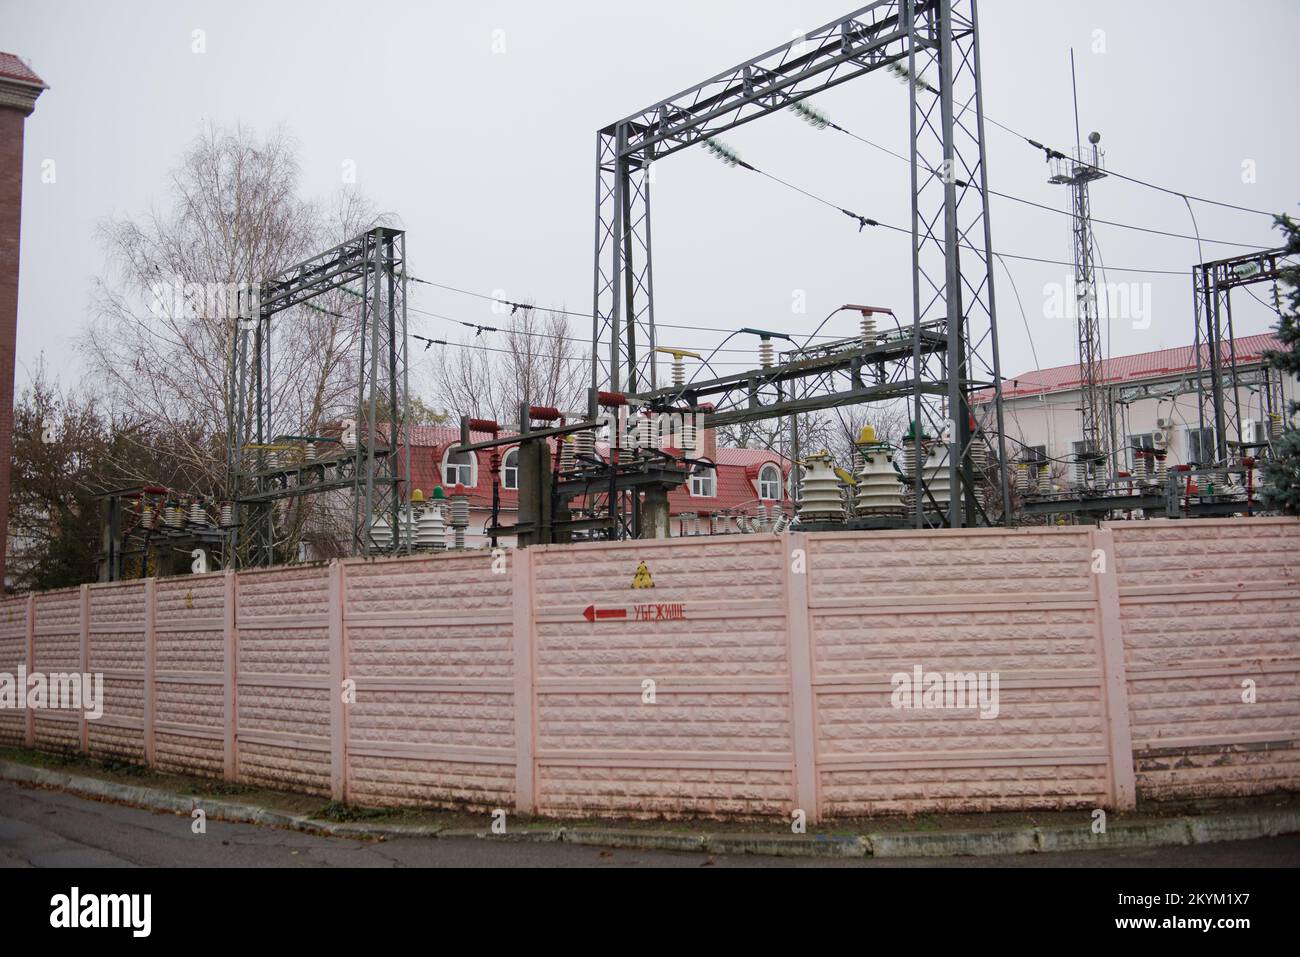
857, 424, 878, 445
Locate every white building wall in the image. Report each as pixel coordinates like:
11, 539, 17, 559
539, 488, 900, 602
998, 365, 1299, 486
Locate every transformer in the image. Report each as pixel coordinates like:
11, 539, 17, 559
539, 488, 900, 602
853, 425, 904, 516
797, 451, 846, 523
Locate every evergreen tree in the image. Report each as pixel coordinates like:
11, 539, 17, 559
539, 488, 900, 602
1260, 214, 1300, 513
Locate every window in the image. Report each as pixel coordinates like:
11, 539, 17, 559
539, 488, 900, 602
442, 447, 476, 487
690, 465, 716, 497
1024, 444, 1047, 482
758, 464, 781, 501
502, 448, 519, 490
1185, 427, 1216, 466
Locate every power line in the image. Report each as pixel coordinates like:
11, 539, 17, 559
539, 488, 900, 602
406, 274, 853, 341
404, 300, 788, 357
721, 150, 1192, 276
980, 113, 1278, 218
819, 118, 1272, 250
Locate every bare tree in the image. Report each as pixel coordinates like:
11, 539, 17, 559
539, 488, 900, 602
81, 123, 388, 560
425, 306, 588, 425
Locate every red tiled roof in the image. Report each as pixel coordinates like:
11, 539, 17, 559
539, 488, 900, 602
978, 332, 1281, 401
0, 52, 47, 88
399, 425, 792, 516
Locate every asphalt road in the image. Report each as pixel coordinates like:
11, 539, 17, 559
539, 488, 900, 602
1, 780, 1297, 868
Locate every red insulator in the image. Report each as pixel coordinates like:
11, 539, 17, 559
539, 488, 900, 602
597, 391, 628, 408
529, 405, 561, 422
468, 418, 500, 433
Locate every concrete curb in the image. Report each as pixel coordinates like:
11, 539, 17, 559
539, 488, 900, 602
3, 760, 1297, 860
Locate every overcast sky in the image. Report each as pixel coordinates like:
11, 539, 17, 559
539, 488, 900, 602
5, 0, 1298, 404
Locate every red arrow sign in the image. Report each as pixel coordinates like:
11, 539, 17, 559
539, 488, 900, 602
583, 604, 627, 623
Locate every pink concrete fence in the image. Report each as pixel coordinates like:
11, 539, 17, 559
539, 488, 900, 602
0, 517, 1296, 821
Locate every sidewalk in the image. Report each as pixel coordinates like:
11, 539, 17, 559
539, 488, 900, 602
2, 748, 1296, 860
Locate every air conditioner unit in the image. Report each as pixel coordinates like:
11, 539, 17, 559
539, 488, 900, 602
1155, 417, 1173, 430
1241, 419, 1268, 446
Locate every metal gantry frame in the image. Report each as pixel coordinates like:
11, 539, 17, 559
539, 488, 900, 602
1193, 246, 1292, 465
226, 227, 411, 567
591, 0, 1011, 529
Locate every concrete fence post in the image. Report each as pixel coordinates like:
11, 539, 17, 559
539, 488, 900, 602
143, 578, 157, 768
328, 560, 347, 802
1091, 527, 1137, 810
784, 532, 820, 824
512, 548, 536, 815
222, 569, 238, 783
78, 584, 89, 753
24, 593, 34, 747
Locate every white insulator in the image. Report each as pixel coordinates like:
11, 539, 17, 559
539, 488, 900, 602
448, 495, 469, 551
797, 452, 846, 523
854, 445, 904, 515
759, 339, 774, 369
691, 513, 701, 536
715, 514, 729, 535
166, 503, 183, 528
898, 443, 920, 483
1015, 463, 1030, 494
266, 451, 278, 470
672, 360, 685, 387
140, 503, 154, 529
860, 313, 877, 341
573, 428, 596, 464
635, 415, 656, 452
416, 503, 445, 549
219, 502, 234, 526
756, 502, 769, 531
305, 442, 317, 462
921, 444, 951, 515
773, 513, 790, 534
369, 515, 392, 550
679, 418, 697, 455
559, 438, 576, 473
189, 500, 207, 526
1270, 415, 1284, 441
969, 441, 990, 482
397, 506, 418, 548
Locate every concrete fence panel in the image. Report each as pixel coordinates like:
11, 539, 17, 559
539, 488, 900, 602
0, 595, 26, 746
805, 527, 1115, 817
236, 564, 333, 795
153, 574, 226, 779
342, 551, 516, 810
530, 537, 795, 819
1108, 517, 1300, 800
30, 587, 81, 753
85, 581, 147, 764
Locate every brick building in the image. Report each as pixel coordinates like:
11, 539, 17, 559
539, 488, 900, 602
0, 52, 48, 592
403, 424, 795, 547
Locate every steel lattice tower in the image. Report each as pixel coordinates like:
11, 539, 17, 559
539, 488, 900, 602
1048, 139, 1111, 488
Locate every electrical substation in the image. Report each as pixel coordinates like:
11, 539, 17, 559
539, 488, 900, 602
94, 0, 1298, 581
